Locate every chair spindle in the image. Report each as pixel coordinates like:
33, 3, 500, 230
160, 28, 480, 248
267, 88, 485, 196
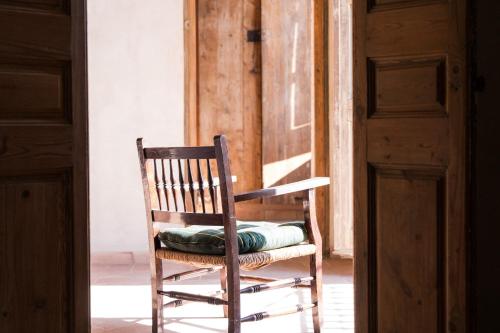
187, 159, 196, 213
161, 159, 170, 211
196, 159, 206, 213
168, 159, 178, 212
177, 159, 186, 212
153, 159, 162, 210
206, 158, 217, 213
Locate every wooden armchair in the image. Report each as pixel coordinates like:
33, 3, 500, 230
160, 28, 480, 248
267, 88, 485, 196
137, 135, 329, 333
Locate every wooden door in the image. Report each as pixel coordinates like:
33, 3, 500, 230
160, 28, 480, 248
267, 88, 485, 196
261, 0, 313, 209
185, 0, 329, 240
0, 1, 89, 332
353, 0, 467, 332
186, 0, 262, 197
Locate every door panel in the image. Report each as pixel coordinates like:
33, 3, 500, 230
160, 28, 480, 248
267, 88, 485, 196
0, 1, 88, 332
367, 118, 448, 166
187, 0, 329, 242
261, 0, 312, 206
0, 174, 71, 332
0, 61, 70, 121
353, 0, 466, 332
195, 0, 262, 196
371, 167, 445, 333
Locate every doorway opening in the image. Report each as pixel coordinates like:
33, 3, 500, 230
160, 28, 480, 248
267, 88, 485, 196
89, 0, 354, 332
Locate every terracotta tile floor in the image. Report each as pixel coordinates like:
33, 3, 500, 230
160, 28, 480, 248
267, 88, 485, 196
91, 255, 353, 332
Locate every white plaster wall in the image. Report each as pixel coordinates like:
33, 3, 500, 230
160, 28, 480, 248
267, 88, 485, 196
88, 0, 184, 253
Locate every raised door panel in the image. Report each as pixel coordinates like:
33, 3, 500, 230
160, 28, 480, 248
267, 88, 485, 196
370, 167, 445, 333
0, 174, 70, 332
0, 61, 71, 122
367, 57, 446, 118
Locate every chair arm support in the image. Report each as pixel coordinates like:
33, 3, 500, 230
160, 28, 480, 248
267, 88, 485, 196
234, 177, 330, 202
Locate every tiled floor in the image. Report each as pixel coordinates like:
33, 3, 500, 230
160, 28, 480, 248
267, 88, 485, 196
91, 254, 353, 332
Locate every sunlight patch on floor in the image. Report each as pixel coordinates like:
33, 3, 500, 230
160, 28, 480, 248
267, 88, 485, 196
92, 283, 353, 332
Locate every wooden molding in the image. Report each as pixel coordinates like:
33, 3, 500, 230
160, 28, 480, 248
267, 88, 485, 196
184, 0, 198, 146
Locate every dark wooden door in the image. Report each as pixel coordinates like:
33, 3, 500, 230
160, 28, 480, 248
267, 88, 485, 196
0, 1, 89, 332
353, 0, 467, 332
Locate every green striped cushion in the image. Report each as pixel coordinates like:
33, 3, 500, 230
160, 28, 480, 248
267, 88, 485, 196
158, 221, 308, 255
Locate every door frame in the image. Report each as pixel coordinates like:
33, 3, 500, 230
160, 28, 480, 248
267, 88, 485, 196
72, 0, 90, 331
182, 0, 331, 253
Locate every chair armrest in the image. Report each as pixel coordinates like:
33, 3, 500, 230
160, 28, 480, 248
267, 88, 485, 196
234, 177, 330, 202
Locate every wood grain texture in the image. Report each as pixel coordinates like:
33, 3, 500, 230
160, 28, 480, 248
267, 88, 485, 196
0, 9, 70, 59
195, 0, 261, 198
0, 0, 89, 331
366, 117, 449, 166
242, 0, 263, 198
0, 174, 70, 332
366, 3, 449, 57
367, 57, 447, 118
189, 0, 262, 197
261, 0, 313, 206
329, 0, 354, 256
311, 0, 330, 254
0, 60, 71, 122
185, 0, 330, 243
0, 126, 72, 174
369, 167, 445, 333
353, 0, 467, 332
184, 0, 198, 147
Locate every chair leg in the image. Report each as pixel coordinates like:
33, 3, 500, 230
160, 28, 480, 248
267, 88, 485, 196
226, 265, 241, 333
310, 251, 323, 333
152, 258, 164, 333
220, 266, 229, 318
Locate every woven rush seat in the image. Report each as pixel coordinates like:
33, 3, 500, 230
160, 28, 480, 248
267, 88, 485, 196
156, 243, 317, 271
158, 221, 309, 255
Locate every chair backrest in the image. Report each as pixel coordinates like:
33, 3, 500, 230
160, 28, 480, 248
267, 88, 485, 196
136, 135, 235, 231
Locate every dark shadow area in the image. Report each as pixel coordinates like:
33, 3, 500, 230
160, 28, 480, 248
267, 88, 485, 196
472, 0, 500, 331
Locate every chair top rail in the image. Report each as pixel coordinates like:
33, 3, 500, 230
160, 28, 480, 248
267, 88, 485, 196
144, 146, 216, 160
